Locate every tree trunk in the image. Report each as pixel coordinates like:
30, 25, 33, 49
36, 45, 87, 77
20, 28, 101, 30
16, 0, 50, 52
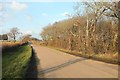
14, 35, 16, 43
86, 17, 89, 54
68, 37, 73, 51
68, 38, 71, 51
118, 1, 120, 61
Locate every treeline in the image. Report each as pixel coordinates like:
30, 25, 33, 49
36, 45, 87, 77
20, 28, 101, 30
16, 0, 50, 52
41, 2, 119, 57
41, 17, 118, 54
0, 27, 37, 42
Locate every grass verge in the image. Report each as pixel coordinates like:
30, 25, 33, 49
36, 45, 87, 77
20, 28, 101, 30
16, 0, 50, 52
45, 46, 119, 65
2, 44, 32, 78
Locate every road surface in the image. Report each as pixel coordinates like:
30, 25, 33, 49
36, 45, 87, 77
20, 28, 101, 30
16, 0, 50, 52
29, 44, 118, 78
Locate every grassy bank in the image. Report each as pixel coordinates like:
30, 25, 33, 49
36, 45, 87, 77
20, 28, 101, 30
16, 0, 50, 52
1, 41, 28, 53
2, 44, 32, 78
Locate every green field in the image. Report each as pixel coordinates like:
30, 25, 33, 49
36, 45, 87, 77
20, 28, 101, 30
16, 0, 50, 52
2, 44, 32, 78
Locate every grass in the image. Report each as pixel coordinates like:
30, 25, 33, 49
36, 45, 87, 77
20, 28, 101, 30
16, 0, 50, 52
2, 44, 32, 78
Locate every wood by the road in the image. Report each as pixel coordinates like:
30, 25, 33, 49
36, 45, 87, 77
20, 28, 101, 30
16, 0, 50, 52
30, 44, 118, 78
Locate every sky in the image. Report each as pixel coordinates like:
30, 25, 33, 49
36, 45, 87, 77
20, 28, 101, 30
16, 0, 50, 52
0, 0, 116, 40
0, 0, 76, 39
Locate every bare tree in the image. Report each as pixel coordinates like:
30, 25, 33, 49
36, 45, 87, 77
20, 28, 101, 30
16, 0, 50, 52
40, 1, 119, 61
21, 34, 32, 42
8, 27, 20, 42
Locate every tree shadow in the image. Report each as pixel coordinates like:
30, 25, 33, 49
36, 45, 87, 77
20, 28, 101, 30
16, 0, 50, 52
25, 46, 87, 79
38, 58, 87, 75
25, 47, 45, 79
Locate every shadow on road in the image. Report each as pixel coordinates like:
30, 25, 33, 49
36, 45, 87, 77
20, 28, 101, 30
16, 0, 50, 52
38, 58, 87, 75
25, 47, 45, 79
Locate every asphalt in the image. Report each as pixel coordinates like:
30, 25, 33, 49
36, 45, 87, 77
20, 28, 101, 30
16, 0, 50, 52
28, 44, 118, 78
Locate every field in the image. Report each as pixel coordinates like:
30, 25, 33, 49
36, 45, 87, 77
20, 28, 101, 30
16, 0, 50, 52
2, 42, 32, 78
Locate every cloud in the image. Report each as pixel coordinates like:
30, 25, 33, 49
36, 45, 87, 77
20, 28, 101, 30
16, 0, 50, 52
26, 15, 33, 21
61, 12, 70, 17
21, 30, 33, 35
0, 13, 11, 25
10, 0, 27, 11
0, 3, 4, 11
2, 13, 10, 22
41, 13, 48, 17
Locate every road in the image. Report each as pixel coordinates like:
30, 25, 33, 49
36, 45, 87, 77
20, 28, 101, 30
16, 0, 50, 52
29, 44, 118, 78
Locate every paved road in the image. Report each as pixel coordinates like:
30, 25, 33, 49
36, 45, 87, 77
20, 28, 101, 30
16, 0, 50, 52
30, 44, 118, 78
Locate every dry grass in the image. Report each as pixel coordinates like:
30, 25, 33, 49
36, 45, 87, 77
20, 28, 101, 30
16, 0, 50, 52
47, 46, 119, 64
1, 41, 28, 53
